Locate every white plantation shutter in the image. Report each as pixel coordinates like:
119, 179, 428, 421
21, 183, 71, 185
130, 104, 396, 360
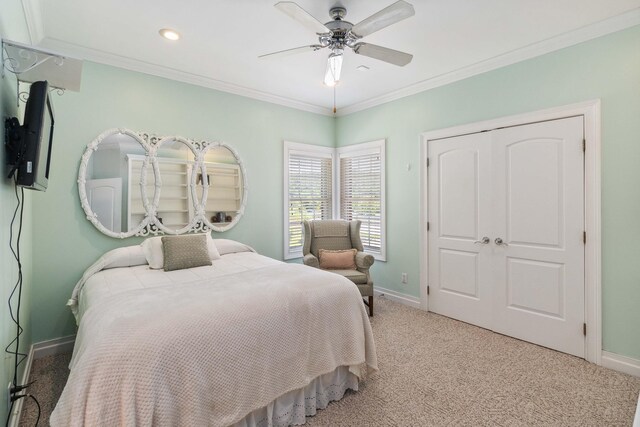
284, 140, 384, 260
284, 142, 334, 259
339, 140, 385, 259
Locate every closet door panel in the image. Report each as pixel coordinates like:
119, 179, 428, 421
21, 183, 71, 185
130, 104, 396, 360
439, 249, 479, 298
439, 149, 479, 240
506, 138, 562, 247
506, 258, 565, 318
491, 116, 585, 357
428, 132, 493, 329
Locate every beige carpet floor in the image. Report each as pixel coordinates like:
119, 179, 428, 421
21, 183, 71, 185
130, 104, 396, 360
20, 297, 640, 426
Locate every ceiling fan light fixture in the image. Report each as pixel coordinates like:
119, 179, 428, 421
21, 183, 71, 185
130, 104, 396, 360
265, 1, 415, 89
159, 28, 181, 41
324, 52, 343, 87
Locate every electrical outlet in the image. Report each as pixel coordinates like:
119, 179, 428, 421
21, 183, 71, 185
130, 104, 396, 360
401, 273, 408, 284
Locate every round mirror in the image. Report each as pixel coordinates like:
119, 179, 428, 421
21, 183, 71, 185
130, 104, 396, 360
152, 136, 200, 234
201, 142, 247, 232
78, 128, 154, 238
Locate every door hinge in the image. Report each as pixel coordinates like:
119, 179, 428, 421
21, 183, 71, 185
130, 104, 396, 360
583, 323, 587, 336
427, 222, 430, 231
583, 231, 586, 244
426, 158, 430, 167
582, 139, 586, 152
427, 285, 430, 295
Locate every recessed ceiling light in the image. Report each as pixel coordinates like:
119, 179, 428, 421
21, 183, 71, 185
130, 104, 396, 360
159, 28, 181, 41
356, 65, 370, 71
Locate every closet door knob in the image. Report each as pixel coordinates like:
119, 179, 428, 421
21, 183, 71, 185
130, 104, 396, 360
474, 236, 490, 244
495, 237, 508, 246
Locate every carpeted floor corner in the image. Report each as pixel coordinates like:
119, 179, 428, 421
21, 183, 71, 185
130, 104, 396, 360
19, 297, 640, 426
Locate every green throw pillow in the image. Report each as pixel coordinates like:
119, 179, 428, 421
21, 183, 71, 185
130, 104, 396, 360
161, 234, 213, 271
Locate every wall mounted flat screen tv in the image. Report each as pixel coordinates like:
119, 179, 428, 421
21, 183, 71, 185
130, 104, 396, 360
5, 80, 55, 191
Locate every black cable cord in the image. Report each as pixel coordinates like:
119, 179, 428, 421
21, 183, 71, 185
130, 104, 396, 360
5, 177, 27, 384
4, 393, 40, 427
14, 183, 25, 385
27, 395, 41, 426
15, 184, 25, 386
5, 400, 14, 427
4, 177, 36, 426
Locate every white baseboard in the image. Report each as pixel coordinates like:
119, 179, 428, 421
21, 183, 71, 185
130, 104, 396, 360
601, 351, 640, 377
32, 335, 76, 359
8, 345, 34, 427
375, 287, 422, 309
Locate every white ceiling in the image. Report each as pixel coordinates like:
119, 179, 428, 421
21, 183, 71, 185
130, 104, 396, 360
25, 0, 640, 115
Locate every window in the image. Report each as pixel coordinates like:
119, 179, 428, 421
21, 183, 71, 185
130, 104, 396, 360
284, 140, 385, 261
284, 142, 334, 260
338, 140, 386, 260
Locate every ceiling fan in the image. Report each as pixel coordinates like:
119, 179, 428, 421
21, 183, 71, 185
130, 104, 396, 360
260, 1, 415, 87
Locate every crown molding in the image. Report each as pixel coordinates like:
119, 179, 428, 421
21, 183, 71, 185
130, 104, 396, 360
21, 0, 44, 45
337, 8, 640, 116
38, 37, 335, 116
22, 7, 639, 118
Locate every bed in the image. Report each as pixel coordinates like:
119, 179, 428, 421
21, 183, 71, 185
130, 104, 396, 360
50, 238, 378, 426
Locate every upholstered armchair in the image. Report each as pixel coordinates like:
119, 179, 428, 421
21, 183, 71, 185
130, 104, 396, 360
302, 219, 375, 316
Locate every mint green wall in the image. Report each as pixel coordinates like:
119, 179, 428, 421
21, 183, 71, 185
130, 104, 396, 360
30, 61, 334, 342
336, 25, 640, 359
0, 0, 34, 421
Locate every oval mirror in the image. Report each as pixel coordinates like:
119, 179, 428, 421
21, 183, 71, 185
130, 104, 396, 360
78, 128, 154, 238
80, 131, 248, 237
201, 142, 247, 232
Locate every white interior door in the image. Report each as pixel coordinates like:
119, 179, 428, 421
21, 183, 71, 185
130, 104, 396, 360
427, 116, 585, 357
491, 117, 585, 357
428, 132, 494, 329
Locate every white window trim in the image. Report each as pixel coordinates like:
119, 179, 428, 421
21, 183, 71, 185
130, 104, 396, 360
284, 139, 386, 261
283, 141, 335, 260
337, 140, 386, 261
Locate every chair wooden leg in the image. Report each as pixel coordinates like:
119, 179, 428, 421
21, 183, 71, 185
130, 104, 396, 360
369, 296, 373, 317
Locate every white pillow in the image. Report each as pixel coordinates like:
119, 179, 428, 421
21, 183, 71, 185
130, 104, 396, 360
141, 233, 221, 269
102, 245, 148, 270
212, 239, 256, 255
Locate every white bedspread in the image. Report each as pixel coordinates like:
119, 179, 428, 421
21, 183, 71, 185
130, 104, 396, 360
51, 253, 377, 426
74, 252, 280, 324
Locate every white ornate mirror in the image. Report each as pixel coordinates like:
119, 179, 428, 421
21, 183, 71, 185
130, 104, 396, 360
201, 143, 247, 232
78, 128, 247, 238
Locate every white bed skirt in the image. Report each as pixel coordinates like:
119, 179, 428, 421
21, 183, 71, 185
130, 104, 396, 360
233, 366, 359, 427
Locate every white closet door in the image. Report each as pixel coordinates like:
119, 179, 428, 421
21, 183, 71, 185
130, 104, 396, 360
427, 116, 585, 357
491, 116, 585, 357
428, 132, 494, 329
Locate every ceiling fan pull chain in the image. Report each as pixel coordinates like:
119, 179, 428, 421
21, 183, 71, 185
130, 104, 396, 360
333, 85, 337, 114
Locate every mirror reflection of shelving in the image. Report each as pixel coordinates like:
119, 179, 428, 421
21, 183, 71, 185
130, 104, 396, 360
156, 160, 193, 229
127, 156, 193, 231
199, 162, 242, 225
127, 155, 242, 230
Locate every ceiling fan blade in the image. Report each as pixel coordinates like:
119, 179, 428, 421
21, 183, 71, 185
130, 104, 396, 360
353, 43, 413, 66
274, 2, 330, 34
351, 0, 415, 38
259, 45, 324, 59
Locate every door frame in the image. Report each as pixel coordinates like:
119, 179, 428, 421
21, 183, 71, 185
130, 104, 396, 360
419, 99, 601, 364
